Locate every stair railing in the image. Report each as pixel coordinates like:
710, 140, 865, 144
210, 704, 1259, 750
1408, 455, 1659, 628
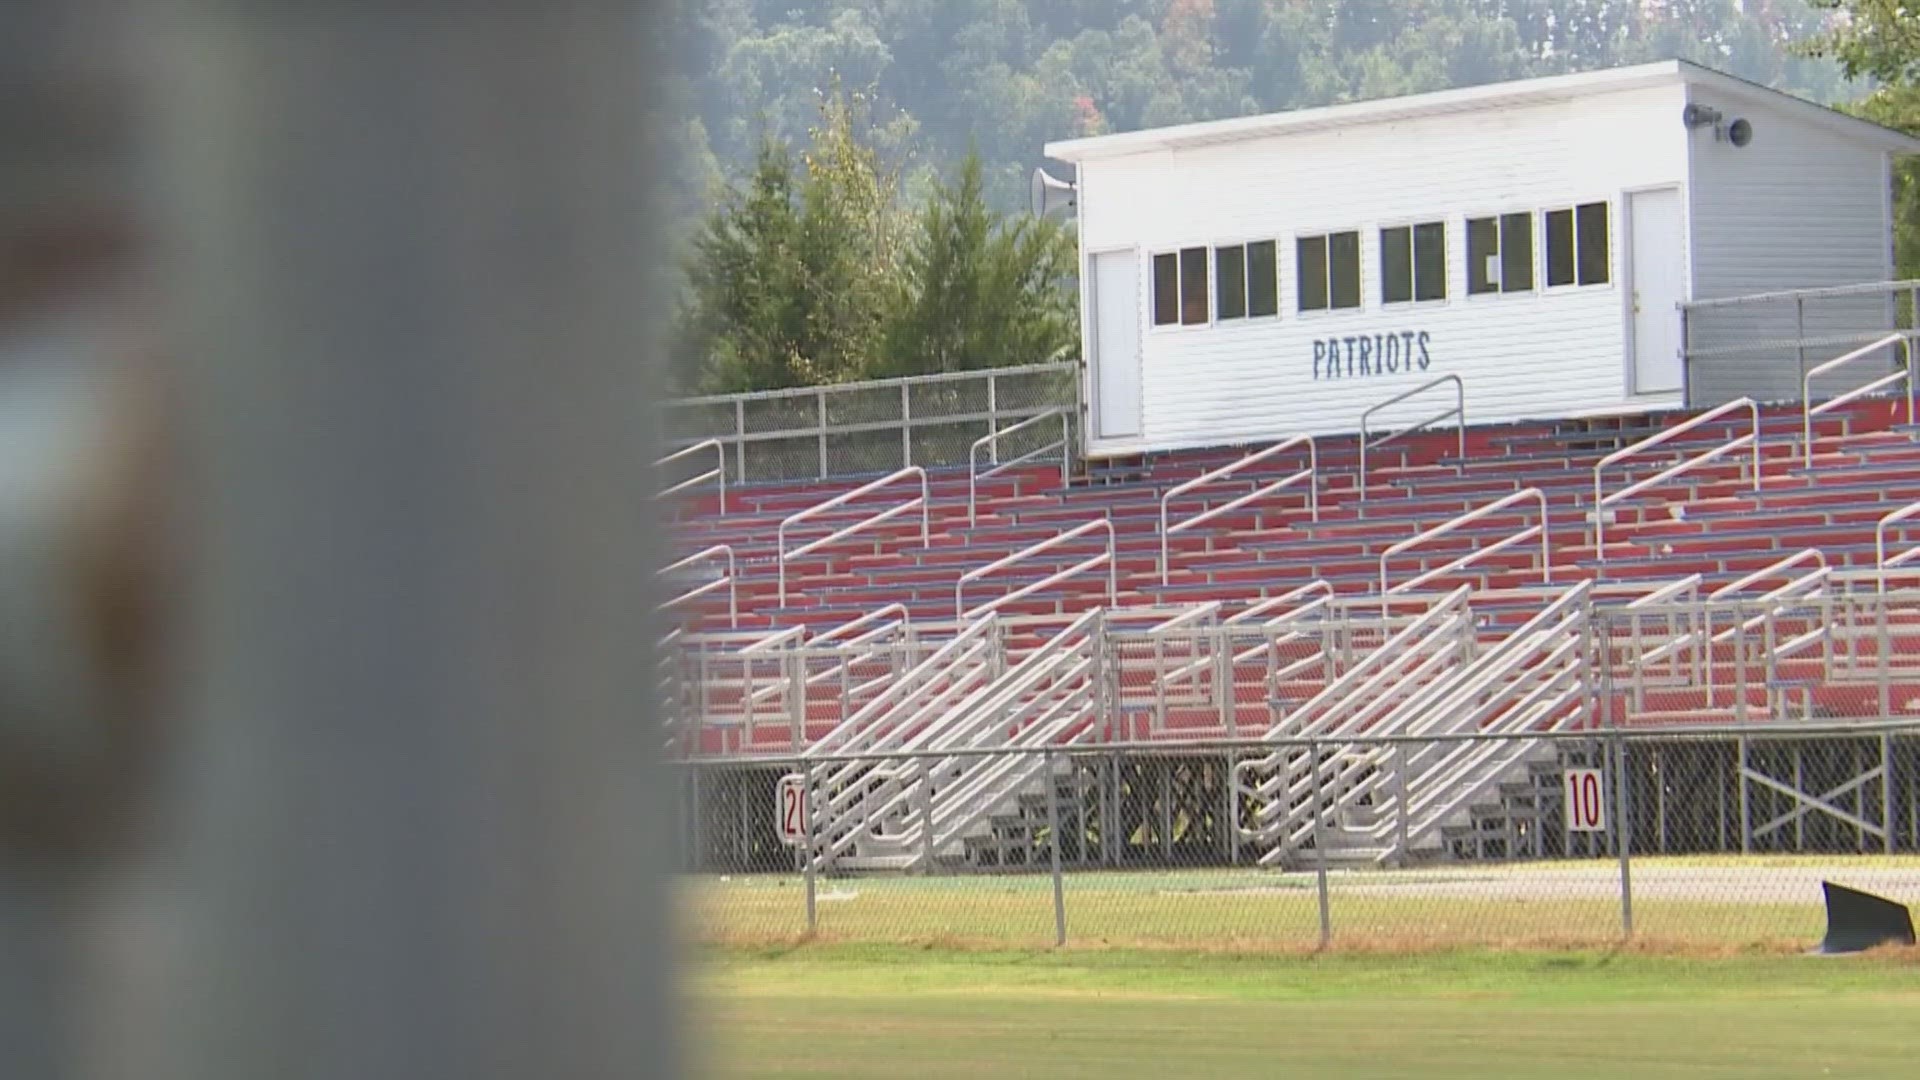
1592, 397, 1760, 560
1358, 374, 1464, 502
969, 409, 1072, 526
956, 517, 1115, 620
1379, 487, 1550, 605
1158, 435, 1318, 584
777, 466, 929, 606
654, 438, 726, 514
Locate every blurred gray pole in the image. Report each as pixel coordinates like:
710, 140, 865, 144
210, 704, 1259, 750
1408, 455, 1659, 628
147, 11, 672, 1080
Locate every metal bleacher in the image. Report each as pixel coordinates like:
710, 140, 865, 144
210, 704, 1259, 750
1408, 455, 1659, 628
659, 353, 1920, 871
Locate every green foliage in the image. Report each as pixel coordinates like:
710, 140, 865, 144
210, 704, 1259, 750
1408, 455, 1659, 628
1805, 2, 1920, 279
670, 1, 1892, 394
676, 102, 1076, 393
1844, 84, 1920, 283
683, 1, 1853, 213
1801, 0, 1920, 85
676, 86, 911, 393
880, 149, 1079, 379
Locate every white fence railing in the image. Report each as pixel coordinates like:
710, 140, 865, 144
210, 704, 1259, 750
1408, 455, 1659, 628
657, 544, 737, 628
654, 438, 727, 514
664, 361, 1078, 484
1379, 487, 1551, 603
1803, 333, 1915, 466
1158, 435, 1318, 584
776, 466, 929, 606
969, 409, 1072, 526
1358, 374, 1465, 502
956, 518, 1116, 621
1592, 397, 1760, 560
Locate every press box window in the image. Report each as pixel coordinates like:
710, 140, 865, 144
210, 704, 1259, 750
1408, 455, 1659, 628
1466, 212, 1535, 295
1215, 241, 1279, 320
1298, 231, 1361, 312
1546, 202, 1611, 287
1152, 246, 1210, 326
1381, 222, 1447, 304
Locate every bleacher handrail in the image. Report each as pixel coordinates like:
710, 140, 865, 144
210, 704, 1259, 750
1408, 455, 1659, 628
1358, 374, 1465, 502
969, 409, 1072, 526
777, 466, 930, 606
656, 544, 737, 628
1158, 435, 1319, 584
1592, 397, 1760, 561
813, 603, 912, 648
1379, 487, 1551, 604
1708, 547, 1829, 604
956, 517, 1117, 621
1227, 580, 1335, 627
1803, 333, 1915, 466
654, 438, 726, 514
1875, 501, 1920, 583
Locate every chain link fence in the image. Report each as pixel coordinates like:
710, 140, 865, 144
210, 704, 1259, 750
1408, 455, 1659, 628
1682, 280, 1918, 408
677, 724, 1920, 953
660, 363, 1080, 485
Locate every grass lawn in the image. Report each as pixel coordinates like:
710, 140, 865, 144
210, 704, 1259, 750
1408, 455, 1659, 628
692, 945, 1920, 1079
689, 858, 1920, 951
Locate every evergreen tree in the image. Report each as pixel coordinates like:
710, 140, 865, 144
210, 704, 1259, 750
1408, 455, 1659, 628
881, 148, 1078, 377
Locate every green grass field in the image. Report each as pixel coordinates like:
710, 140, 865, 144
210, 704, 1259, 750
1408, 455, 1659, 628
688, 857, 1920, 952
694, 946, 1920, 1079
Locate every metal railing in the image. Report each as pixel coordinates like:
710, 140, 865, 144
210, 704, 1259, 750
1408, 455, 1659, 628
1681, 278, 1920, 408
663, 361, 1078, 484
802, 615, 1001, 762
969, 409, 1072, 526
807, 609, 1104, 872
1232, 587, 1476, 860
1592, 397, 1760, 560
1803, 333, 1915, 466
1358, 374, 1465, 502
1379, 487, 1551, 603
776, 466, 929, 606
654, 438, 726, 514
657, 544, 738, 628
955, 517, 1116, 621
1158, 435, 1319, 584
665, 576, 1920, 763
1256, 582, 1593, 866
1876, 500, 1920, 578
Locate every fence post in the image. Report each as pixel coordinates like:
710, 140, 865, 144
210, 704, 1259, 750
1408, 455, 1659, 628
804, 763, 818, 936
1795, 296, 1807, 392
1883, 733, 1897, 857
1310, 738, 1331, 949
1612, 731, 1633, 939
909, 759, 931, 876
1048, 750, 1067, 947
901, 381, 912, 469
1395, 744, 1411, 861
988, 371, 1000, 464
817, 387, 829, 479
1225, 749, 1239, 865
734, 397, 747, 484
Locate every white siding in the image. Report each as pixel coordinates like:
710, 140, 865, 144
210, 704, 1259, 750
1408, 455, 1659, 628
1077, 84, 1689, 456
1686, 93, 1897, 405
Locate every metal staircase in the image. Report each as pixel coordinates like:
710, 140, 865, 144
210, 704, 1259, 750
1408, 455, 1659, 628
1234, 582, 1594, 868
806, 609, 1107, 872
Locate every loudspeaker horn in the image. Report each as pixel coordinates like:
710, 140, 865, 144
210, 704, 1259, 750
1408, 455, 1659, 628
1031, 167, 1077, 217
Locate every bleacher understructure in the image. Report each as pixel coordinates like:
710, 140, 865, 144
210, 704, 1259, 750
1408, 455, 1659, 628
660, 379, 1920, 875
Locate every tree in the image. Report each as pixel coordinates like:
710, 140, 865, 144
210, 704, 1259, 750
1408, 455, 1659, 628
674, 139, 812, 393
1845, 84, 1920, 281
1802, 0, 1920, 84
1800, 2, 1920, 279
674, 85, 911, 393
880, 148, 1079, 378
